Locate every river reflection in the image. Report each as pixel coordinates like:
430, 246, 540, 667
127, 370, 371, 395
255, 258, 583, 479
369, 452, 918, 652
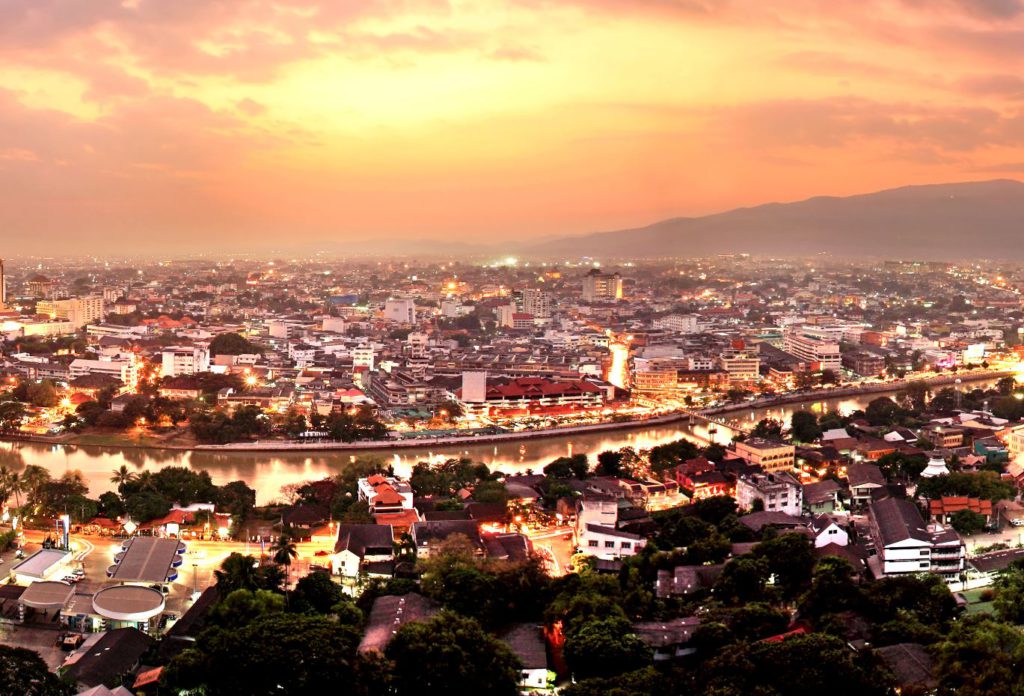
0, 378, 1000, 504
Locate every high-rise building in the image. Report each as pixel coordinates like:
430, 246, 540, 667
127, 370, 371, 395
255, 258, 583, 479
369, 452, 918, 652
521, 288, 553, 318
383, 298, 416, 323
0, 259, 6, 309
161, 346, 211, 378
581, 269, 623, 302
783, 327, 842, 372
37, 296, 105, 328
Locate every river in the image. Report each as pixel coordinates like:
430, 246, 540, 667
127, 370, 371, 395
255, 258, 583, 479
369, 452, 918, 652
0, 377, 1002, 504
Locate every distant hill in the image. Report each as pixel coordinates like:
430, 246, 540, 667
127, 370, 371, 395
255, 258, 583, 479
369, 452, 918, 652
526, 179, 1024, 259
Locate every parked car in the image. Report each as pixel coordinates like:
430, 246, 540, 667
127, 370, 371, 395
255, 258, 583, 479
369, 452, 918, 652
60, 634, 83, 651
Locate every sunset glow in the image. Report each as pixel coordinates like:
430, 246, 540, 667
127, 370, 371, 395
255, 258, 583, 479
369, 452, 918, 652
3, 0, 1024, 253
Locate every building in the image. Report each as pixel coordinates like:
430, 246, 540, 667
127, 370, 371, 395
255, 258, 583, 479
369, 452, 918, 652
499, 624, 549, 691
410, 520, 484, 557
455, 376, 604, 416
37, 296, 105, 328
521, 288, 553, 318
733, 438, 795, 472
579, 523, 646, 560
160, 345, 210, 378
842, 351, 886, 377
358, 593, 440, 654
735, 471, 803, 517
920, 424, 965, 449
357, 474, 414, 514
332, 524, 395, 579
69, 356, 139, 387
106, 537, 186, 586
718, 350, 760, 382
929, 496, 994, 527
62, 628, 155, 690
868, 497, 965, 580
653, 314, 699, 333
581, 269, 623, 302
846, 462, 887, 508
783, 328, 842, 372
383, 298, 416, 323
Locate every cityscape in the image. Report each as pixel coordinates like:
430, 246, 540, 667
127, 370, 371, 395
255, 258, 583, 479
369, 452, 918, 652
1, 254, 1024, 694
5, 0, 1024, 695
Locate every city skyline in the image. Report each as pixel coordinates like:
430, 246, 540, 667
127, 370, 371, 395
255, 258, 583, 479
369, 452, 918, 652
4, 0, 1024, 253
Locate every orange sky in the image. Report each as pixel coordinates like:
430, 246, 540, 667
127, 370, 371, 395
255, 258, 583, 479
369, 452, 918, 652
3, 0, 1024, 254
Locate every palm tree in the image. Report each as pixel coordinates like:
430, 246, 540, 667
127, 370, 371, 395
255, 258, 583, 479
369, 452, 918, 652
134, 470, 157, 493
18, 465, 50, 508
110, 465, 136, 492
213, 552, 259, 594
271, 533, 298, 586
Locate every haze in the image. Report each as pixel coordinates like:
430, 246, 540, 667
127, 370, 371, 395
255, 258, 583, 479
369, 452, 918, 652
5, 0, 1024, 254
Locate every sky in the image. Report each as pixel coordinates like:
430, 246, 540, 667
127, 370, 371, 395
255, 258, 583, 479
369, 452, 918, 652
4, 0, 1024, 255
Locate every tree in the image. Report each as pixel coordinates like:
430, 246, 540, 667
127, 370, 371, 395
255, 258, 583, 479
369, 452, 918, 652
790, 411, 822, 443
162, 613, 362, 696
290, 571, 351, 616
595, 450, 624, 477
751, 418, 784, 440
0, 644, 72, 696
0, 401, 25, 434
865, 397, 901, 426
209, 332, 263, 356
754, 532, 816, 599
385, 612, 521, 696
799, 556, 861, 623
209, 589, 286, 629
713, 555, 771, 604
934, 615, 1024, 696
110, 465, 136, 493
217, 480, 257, 518
994, 563, 1024, 624
877, 451, 929, 481
25, 380, 58, 408
701, 633, 892, 695
916, 471, 1016, 503
647, 439, 700, 473
214, 553, 260, 594
997, 376, 1018, 396
949, 508, 987, 535
564, 615, 651, 680
123, 490, 171, 523
272, 534, 299, 583
543, 454, 590, 479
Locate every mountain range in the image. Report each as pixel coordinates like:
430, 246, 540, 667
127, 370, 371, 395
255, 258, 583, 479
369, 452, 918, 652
522, 179, 1024, 260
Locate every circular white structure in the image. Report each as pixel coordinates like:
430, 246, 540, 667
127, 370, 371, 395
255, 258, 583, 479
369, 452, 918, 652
92, 585, 165, 622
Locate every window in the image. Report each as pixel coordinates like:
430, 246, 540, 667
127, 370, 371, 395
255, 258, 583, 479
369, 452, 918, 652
605, 541, 615, 548
621, 542, 632, 549
588, 540, 598, 548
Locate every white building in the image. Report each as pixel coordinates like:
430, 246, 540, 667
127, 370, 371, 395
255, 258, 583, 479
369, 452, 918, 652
383, 299, 416, 323
69, 356, 139, 386
783, 327, 842, 372
37, 296, 105, 328
352, 345, 375, 371
579, 524, 646, 560
160, 346, 210, 378
735, 471, 803, 517
718, 351, 760, 382
521, 289, 553, 318
654, 314, 699, 333
869, 497, 966, 581
581, 269, 623, 302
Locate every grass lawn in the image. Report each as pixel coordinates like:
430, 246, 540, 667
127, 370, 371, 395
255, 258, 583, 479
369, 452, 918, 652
961, 588, 996, 615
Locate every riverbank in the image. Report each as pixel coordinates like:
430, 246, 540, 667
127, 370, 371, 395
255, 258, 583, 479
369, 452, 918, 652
699, 369, 1013, 418
1, 369, 1011, 454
